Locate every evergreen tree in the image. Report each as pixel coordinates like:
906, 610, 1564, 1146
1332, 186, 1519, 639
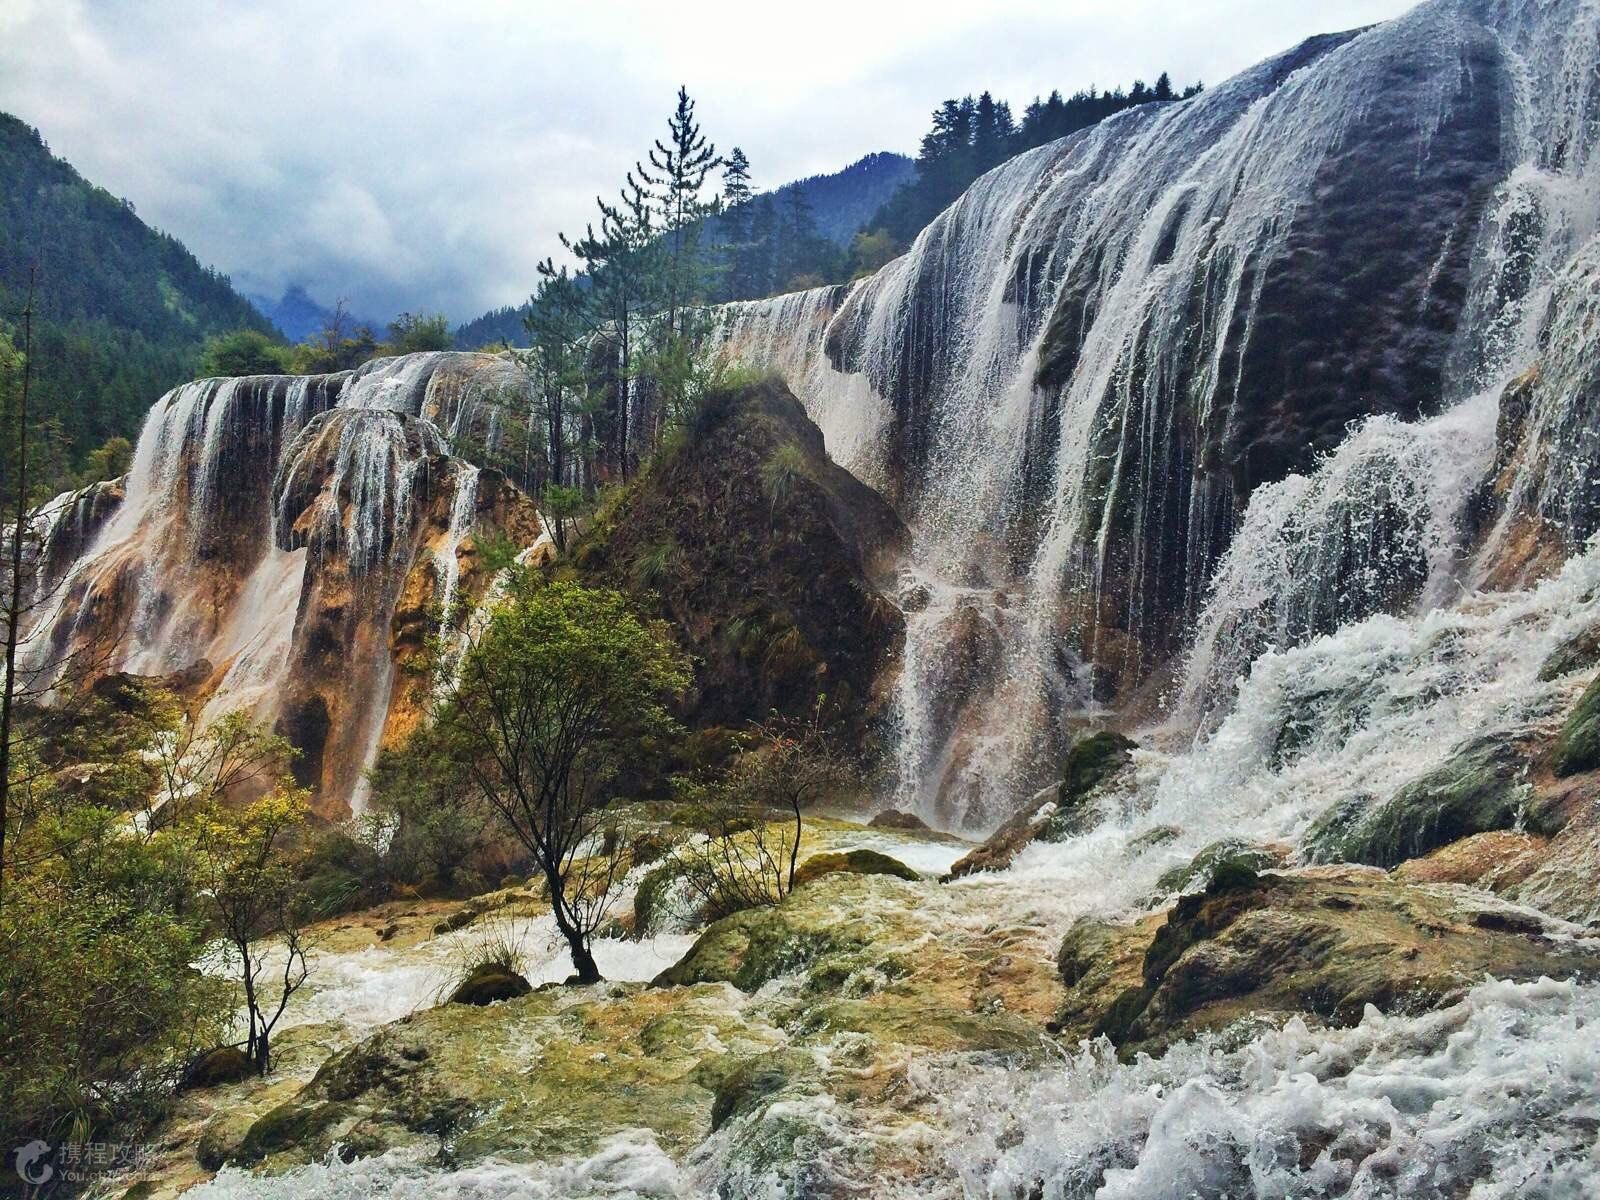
722, 147, 753, 209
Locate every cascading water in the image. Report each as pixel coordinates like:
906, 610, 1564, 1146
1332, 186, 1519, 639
20, 352, 532, 813
716, 0, 1600, 832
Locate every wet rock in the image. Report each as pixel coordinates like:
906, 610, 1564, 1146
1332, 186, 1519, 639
1303, 737, 1530, 868
792, 849, 920, 887
947, 733, 1138, 879
1551, 675, 1600, 777
1154, 839, 1290, 896
1054, 865, 1600, 1056
710, 1049, 818, 1132
868, 809, 928, 831
1392, 831, 1548, 893
448, 964, 532, 1006
1538, 623, 1600, 682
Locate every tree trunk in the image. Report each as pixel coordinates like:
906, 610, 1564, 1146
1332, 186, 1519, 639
0, 272, 35, 912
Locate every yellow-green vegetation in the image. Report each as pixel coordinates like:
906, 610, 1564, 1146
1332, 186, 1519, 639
0, 681, 313, 1151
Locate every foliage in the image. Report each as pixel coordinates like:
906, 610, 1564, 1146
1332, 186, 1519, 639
0, 114, 275, 493
432, 576, 691, 981
200, 328, 294, 377
674, 712, 858, 919
0, 688, 311, 1147
386, 311, 452, 355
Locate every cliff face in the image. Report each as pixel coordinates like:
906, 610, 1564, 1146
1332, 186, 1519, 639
23, 353, 543, 816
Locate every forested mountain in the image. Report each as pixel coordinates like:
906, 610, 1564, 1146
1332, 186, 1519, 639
0, 113, 275, 492
453, 152, 912, 348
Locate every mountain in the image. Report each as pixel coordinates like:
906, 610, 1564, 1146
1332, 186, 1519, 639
247, 283, 382, 344
735, 151, 914, 246
0, 112, 274, 486
451, 151, 913, 348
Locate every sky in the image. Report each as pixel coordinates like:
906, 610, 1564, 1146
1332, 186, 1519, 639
0, 0, 1419, 326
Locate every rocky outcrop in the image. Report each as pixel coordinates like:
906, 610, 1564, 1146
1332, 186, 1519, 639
571, 377, 905, 738
1054, 863, 1600, 1056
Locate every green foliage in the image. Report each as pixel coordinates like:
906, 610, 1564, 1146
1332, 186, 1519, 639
434, 577, 692, 980
200, 328, 294, 377
0, 114, 274, 491
759, 443, 809, 514
386, 311, 452, 355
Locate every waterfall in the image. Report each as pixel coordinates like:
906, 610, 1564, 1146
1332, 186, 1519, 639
717, 0, 1600, 830
21, 352, 536, 813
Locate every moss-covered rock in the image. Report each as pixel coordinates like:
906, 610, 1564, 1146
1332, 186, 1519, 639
710, 1049, 819, 1132
181, 1045, 254, 1090
1054, 864, 1600, 1056
868, 809, 928, 831
1538, 625, 1600, 682
1551, 675, 1600, 777
1303, 737, 1530, 867
792, 848, 920, 887
448, 963, 532, 1006
1154, 839, 1289, 896
1058, 731, 1137, 808
569, 378, 906, 740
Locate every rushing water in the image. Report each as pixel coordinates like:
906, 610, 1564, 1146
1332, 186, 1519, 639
714, 0, 1600, 832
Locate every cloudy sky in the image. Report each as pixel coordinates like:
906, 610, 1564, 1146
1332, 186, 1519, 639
1, 0, 1418, 325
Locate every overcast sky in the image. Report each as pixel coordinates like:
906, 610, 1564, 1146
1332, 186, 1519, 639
1, 0, 1419, 325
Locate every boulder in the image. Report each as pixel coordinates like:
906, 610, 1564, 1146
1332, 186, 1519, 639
1303, 737, 1531, 868
1053, 864, 1600, 1056
1154, 839, 1289, 896
448, 964, 532, 1006
947, 733, 1138, 879
792, 849, 920, 887
1392, 831, 1548, 893
181, 1045, 254, 1090
1551, 675, 1600, 778
867, 809, 928, 831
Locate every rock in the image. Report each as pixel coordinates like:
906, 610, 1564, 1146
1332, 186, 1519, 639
1154, 839, 1289, 896
1053, 864, 1600, 1056
632, 859, 691, 940
1392, 831, 1548, 893
947, 736, 1138, 879
1303, 737, 1529, 868
792, 849, 921, 887
945, 792, 1054, 879
1058, 731, 1136, 809
1127, 825, 1181, 853
181, 1045, 254, 1090
448, 964, 532, 1006
868, 809, 928, 832
709, 1050, 817, 1132
1538, 623, 1600, 681
432, 908, 478, 936
1551, 675, 1600, 777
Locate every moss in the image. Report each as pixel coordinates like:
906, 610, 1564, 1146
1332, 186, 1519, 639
1304, 737, 1528, 867
1059, 731, 1137, 805
792, 848, 921, 887
710, 1050, 816, 1131
1551, 675, 1600, 777
235, 1101, 350, 1165
1155, 840, 1284, 896
633, 859, 691, 939
448, 964, 532, 1006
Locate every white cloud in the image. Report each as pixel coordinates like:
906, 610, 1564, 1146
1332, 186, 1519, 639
0, 0, 1419, 323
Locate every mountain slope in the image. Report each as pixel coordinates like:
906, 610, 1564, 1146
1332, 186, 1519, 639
0, 112, 273, 485
452, 152, 913, 348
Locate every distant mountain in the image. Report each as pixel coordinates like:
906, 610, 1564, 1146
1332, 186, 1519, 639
247, 284, 381, 344
452, 151, 914, 348
0, 112, 274, 486
742, 152, 914, 246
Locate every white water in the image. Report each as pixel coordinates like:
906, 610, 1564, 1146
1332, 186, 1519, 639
715, 0, 1600, 833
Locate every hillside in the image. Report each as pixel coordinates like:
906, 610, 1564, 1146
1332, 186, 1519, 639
452, 152, 913, 348
0, 112, 273, 488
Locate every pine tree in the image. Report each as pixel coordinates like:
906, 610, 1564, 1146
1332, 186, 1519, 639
722, 147, 753, 209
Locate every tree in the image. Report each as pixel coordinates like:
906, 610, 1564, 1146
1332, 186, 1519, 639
200, 328, 292, 377
675, 711, 857, 918
435, 578, 690, 982
193, 789, 312, 1076
562, 174, 658, 479
387, 312, 453, 355
721, 147, 753, 209
0, 273, 36, 911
